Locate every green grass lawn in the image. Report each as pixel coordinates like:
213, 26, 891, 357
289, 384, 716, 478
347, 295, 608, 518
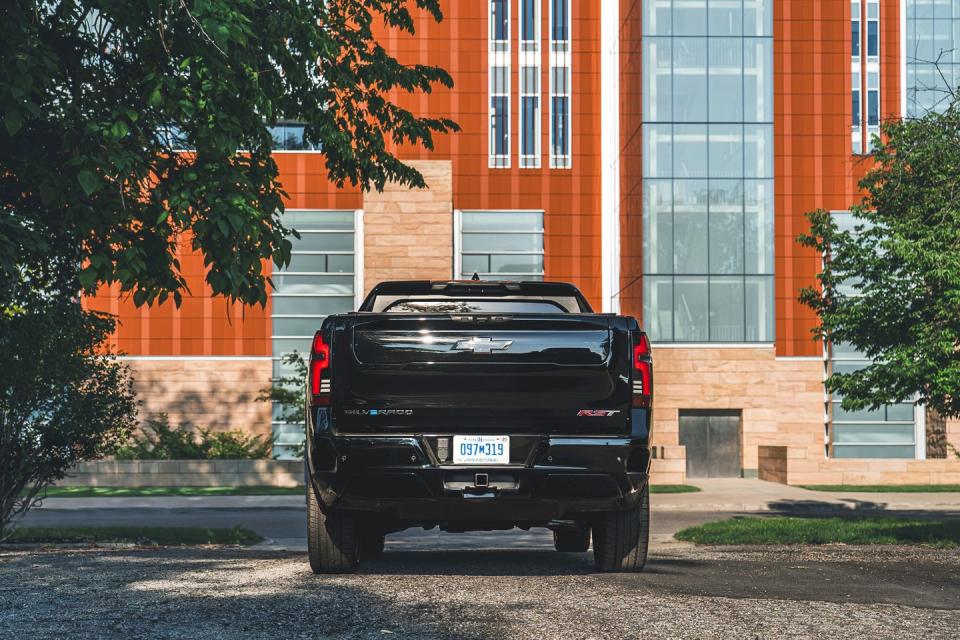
41, 485, 304, 498
1, 525, 263, 546
675, 516, 960, 548
649, 484, 701, 494
801, 484, 960, 493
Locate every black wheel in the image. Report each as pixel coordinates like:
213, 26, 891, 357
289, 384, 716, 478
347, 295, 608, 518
553, 526, 591, 552
360, 530, 386, 557
592, 483, 649, 572
306, 485, 360, 574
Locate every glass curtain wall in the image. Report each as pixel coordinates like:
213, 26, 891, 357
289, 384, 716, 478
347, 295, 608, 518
641, 0, 774, 343
906, 0, 960, 116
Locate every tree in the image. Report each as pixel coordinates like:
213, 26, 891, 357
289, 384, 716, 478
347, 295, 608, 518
799, 101, 960, 418
0, 0, 457, 310
0, 298, 138, 533
0, 0, 456, 528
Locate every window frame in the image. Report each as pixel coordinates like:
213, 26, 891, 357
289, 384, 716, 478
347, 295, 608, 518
851, 1, 865, 153
269, 209, 363, 458
640, 0, 775, 345
520, 0, 542, 168
822, 211, 925, 460
549, 0, 572, 169
489, 0, 512, 168
454, 209, 546, 281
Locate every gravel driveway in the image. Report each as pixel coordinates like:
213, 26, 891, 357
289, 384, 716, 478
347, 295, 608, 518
1, 543, 957, 639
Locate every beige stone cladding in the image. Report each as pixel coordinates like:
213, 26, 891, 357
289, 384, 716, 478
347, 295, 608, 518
62, 460, 303, 487
362, 160, 453, 295
947, 417, 960, 456
649, 445, 687, 484
125, 358, 272, 438
650, 346, 824, 475
759, 445, 960, 485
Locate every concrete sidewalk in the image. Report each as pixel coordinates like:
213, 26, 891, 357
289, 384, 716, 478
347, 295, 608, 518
31, 479, 960, 513
654, 478, 960, 513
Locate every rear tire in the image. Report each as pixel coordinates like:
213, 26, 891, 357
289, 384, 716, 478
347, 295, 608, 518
592, 483, 649, 572
307, 484, 360, 574
553, 526, 591, 552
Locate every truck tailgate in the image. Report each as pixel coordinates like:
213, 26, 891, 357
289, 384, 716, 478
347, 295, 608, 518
331, 314, 632, 435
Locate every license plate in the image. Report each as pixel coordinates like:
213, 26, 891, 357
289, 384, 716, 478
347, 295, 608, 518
453, 436, 510, 465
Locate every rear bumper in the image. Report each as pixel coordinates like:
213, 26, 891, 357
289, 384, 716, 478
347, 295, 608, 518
307, 435, 650, 526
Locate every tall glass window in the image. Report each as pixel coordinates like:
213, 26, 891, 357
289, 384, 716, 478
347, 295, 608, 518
489, 0, 511, 168
457, 211, 545, 280
864, 0, 881, 149
520, 0, 542, 168
906, 0, 960, 117
852, 5, 861, 58
826, 213, 920, 459
851, 2, 863, 151
550, 0, 572, 168
271, 211, 357, 458
642, 0, 774, 343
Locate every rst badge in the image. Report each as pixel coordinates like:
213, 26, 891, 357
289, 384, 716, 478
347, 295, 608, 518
577, 410, 621, 417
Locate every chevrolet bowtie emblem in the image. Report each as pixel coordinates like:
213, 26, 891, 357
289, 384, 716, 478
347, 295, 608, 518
452, 337, 513, 353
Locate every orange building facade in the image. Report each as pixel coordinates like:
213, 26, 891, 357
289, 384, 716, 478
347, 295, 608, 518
89, 0, 960, 482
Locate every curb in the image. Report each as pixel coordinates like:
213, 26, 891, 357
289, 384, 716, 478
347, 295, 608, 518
652, 503, 960, 512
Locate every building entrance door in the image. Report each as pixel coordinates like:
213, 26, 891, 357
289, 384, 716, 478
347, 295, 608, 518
678, 410, 742, 478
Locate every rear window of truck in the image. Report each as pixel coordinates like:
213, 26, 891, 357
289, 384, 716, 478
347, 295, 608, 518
382, 299, 570, 313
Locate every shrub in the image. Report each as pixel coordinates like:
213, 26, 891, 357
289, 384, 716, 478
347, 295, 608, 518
114, 415, 272, 460
0, 301, 137, 533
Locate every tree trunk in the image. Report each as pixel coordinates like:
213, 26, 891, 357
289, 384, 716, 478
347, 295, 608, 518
926, 407, 947, 459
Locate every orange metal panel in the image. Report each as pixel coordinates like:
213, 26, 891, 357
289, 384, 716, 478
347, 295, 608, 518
773, 0, 901, 357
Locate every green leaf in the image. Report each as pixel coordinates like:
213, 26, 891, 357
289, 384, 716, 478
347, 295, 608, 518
4, 110, 23, 136
38, 181, 59, 205
78, 266, 98, 290
147, 86, 164, 109
109, 121, 129, 139
77, 170, 99, 196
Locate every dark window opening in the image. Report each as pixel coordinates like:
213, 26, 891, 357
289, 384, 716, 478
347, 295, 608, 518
867, 90, 879, 126
493, 0, 509, 41
551, 0, 568, 41
867, 20, 878, 56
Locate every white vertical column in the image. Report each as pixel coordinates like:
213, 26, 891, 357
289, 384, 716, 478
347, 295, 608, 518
601, 0, 620, 313
354, 208, 365, 307
852, 1, 864, 152
900, 0, 907, 118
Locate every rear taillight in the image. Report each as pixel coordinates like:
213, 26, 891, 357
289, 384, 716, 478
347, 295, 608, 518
631, 331, 652, 408
310, 332, 331, 406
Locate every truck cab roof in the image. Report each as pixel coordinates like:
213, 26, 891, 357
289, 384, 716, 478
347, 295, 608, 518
358, 280, 594, 314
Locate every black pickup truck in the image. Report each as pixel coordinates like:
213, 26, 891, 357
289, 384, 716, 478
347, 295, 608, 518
304, 280, 653, 573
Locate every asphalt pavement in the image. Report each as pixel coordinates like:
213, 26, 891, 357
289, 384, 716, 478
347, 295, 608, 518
1, 544, 957, 639
5, 479, 960, 638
